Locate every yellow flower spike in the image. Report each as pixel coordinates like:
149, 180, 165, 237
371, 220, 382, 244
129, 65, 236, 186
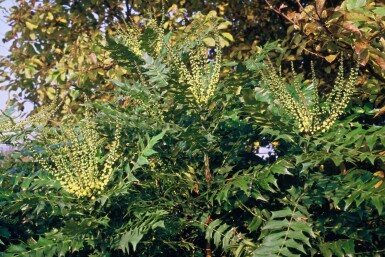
166, 22, 222, 106
37, 117, 122, 198
261, 56, 358, 135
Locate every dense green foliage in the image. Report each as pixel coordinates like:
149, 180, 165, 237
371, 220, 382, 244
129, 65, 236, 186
1, 1, 385, 257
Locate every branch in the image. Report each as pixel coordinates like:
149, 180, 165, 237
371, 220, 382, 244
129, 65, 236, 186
300, 45, 325, 59
125, 0, 133, 21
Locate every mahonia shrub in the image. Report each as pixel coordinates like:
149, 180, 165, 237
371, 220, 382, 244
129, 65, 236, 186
2, 11, 385, 257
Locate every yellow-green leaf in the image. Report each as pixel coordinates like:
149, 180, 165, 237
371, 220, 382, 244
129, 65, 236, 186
203, 37, 216, 47
26, 21, 38, 30
373, 7, 385, 16
206, 10, 217, 18
221, 32, 234, 42
25, 68, 31, 79
325, 54, 338, 63
57, 17, 67, 23
219, 37, 229, 47
29, 33, 36, 40
47, 12, 54, 21
217, 21, 231, 30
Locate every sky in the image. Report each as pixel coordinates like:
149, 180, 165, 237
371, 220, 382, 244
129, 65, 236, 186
1, 0, 34, 115
0, 0, 14, 152
0, 0, 13, 111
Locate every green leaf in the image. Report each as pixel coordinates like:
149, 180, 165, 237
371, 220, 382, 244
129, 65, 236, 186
5, 244, 27, 253
373, 7, 385, 16
345, 0, 367, 11
151, 220, 165, 230
270, 160, 293, 175
270, 208, 293, 219
371, 196, 384, 215
119, 229, 144, 254
290, 222, 314, 238
214, 223, 230, 247
331, 155, 344, 166
222, 61, 238, 67
319, 239, 355, 257
143, 148, 157, 157
262, 219, 290, 230
147, 130, 167, 149
365, 134, 377, 151
56, 241, 71, 257
284, 239, 306, 254
205, 219, 222, 240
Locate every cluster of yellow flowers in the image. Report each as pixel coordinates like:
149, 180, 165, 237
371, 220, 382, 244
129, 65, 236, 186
37, 120, 122, 198
0, 98, 61, 142
114, 18, 165, 59
115, 24, 143, 58
146, 19, 164, 56
168, 32, 222, 105
113, 16, 222, 106
261, 56, 358, 134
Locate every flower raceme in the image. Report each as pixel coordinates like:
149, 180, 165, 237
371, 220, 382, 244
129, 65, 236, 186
168, 31, 222, 106
261, 56, 358, 134
111, 16, 222, 106
0, 98, 61, 142
36, 120, 122, 198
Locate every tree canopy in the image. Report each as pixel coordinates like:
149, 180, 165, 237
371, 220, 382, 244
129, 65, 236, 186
2, 0, 383, 111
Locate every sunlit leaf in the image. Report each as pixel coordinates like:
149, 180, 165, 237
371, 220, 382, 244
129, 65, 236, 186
26, 21, 38, 30
203, 37, 216, 47
325, 54, 338, 63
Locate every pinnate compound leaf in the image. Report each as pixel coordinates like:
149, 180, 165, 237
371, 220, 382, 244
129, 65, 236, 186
254, 201, 314, 257
205, 219, 245, 253
319, 239, 355, 257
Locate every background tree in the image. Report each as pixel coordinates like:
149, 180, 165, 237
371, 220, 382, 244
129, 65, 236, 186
2, 0, 384, 122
